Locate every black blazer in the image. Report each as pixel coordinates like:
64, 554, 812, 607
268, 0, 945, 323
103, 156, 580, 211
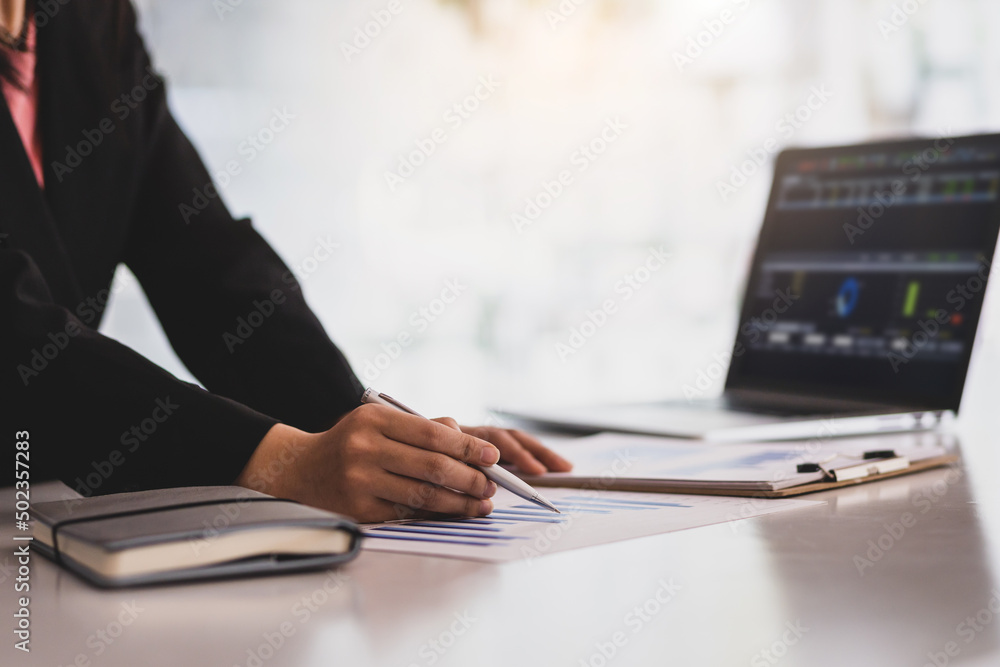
1, 0, 363, 495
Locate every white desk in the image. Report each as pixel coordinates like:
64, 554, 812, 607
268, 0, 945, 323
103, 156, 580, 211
5, 407, 1000, 667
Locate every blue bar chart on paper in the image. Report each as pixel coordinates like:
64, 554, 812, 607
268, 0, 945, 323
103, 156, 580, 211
361, 487, 820, 562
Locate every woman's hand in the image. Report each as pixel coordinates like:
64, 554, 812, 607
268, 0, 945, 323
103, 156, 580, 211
458, 424, 572, 475
236, 404, 571, 523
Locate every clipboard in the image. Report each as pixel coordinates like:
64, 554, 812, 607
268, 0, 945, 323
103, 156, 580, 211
523, 433, 960, 498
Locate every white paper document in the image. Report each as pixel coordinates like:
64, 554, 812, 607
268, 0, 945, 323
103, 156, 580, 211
361, 487, 821, 562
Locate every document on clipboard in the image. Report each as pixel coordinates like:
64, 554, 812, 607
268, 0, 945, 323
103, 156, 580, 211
523, 431, 959, 498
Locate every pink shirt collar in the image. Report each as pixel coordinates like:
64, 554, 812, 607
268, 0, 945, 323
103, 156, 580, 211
1, 18, 44, 189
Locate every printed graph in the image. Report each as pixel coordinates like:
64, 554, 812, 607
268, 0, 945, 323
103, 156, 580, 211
361, 487, 818, 562
365, 495, 691, 548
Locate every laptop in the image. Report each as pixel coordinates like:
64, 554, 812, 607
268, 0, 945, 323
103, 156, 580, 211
501, 133, 1000, 442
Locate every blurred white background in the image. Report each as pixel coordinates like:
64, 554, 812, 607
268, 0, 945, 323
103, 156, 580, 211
101, 0, 1000, 423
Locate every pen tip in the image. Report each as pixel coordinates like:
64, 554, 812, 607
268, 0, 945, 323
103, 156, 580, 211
532, 494, 561, 514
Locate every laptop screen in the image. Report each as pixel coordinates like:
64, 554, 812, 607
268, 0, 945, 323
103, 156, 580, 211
725, 133, 1000, 411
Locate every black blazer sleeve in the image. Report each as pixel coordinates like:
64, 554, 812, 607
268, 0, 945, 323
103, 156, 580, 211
2, 250, 278, 494
115, 3, 364, 432
2, 0, 362, 495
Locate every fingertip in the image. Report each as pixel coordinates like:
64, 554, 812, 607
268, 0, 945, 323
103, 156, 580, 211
548, 452, 573, 471
480, 444, 501, 465
515, 455, 547, 476
531, 447, 572, 472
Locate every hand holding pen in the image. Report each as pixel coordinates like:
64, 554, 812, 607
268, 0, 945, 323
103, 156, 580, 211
362, 388, 564, 513
236, 388, 572, 523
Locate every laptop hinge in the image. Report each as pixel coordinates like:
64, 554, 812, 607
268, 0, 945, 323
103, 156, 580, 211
724, 387, 909, 413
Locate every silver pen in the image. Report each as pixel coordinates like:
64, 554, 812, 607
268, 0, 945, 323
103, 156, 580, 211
361, 387, 561, 513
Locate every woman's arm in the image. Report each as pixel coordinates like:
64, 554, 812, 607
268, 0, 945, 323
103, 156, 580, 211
116, 0, 363, 433
1, 249, 277, 494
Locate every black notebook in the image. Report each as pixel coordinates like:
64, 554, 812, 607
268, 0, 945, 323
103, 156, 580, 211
31, 486, 362, 587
